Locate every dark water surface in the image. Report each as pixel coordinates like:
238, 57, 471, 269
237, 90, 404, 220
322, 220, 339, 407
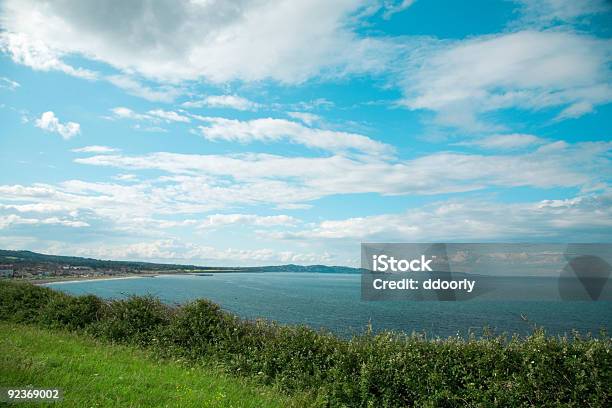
46, 272, 611, 338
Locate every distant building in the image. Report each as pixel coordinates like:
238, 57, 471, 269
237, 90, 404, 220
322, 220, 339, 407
0, 269, 14, 278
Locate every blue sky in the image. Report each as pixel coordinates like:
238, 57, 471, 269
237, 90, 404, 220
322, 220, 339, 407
0, 0, 611, 266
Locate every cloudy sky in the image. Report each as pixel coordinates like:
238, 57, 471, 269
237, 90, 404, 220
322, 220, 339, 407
0, 0, 611, 266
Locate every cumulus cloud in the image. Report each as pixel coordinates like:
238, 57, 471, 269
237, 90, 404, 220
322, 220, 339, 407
401, 30, 612, 129
35, 111, 80, 139
183, 95, 260, 111
0, 0, 395, 84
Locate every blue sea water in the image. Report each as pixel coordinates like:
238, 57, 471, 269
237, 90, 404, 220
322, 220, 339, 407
46, 272, 612, 338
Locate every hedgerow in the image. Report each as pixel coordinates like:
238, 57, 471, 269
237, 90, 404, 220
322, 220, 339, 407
0, 280, 609, 407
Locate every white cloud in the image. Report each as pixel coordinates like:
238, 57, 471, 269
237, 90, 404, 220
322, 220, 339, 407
106, 75, 182, 102
0, 32, 98, 80
183, 95, 260, 111
148, 109, 190, 123
287, 112, 321, 126
60, 239, 332, 265
196, 116, 393, 155
0, 33, 180, 101
271, 193, 612, 241
513, 0, 610, 25
35, 111, 80, 140
0, 214, 89, 229
0, 203, 68, 213
113, 174, 138, 182
401, 30, 612, 129
457, 134, 545, 150
0, 0, 394, 84
555, 101, 595, 121
381, 0, 415, 19
275, 203, 313, 210
0, 76, 20, 90
291, 98, 335, 111
71, 145, 118, 154
200, 213, 297, 228
132, 124, 168, 133
72, 140, 611, 200
109, 107, 149, 120
109, 107, 189, 123
1, 138, 610, 263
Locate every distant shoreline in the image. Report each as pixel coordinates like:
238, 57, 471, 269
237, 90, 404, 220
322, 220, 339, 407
25, 274, 156, 285
42, 275, 150, 285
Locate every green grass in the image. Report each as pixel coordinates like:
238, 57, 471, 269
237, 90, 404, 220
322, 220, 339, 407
0, 322, 308, 408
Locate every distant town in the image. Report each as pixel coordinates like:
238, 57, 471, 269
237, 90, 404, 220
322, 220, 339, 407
0, 249, 359, 282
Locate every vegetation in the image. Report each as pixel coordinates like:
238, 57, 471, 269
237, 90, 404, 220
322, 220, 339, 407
1, 280, 610, 407
0, 323, 306, 407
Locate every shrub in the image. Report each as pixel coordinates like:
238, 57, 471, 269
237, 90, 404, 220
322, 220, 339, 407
0, 280, 59, 323
163, 299, 236, 356
91, 295, 172, 346
1, 281, 610, 407
42, 293, 104, 330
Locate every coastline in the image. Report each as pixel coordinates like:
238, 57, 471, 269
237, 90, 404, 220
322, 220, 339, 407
26, 274, 157, 285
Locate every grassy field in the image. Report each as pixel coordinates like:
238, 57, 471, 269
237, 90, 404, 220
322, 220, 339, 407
0, 323, 308, 408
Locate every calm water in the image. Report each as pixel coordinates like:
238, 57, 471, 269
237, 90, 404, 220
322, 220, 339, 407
46, 272, 612, 338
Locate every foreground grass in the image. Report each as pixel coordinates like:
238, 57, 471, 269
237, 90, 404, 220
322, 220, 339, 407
0, 323, 306, 408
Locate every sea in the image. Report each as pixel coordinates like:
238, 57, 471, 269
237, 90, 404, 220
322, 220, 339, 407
45, 272, 612, 338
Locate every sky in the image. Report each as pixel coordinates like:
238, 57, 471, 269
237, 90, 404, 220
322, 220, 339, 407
0, 0, 611, 266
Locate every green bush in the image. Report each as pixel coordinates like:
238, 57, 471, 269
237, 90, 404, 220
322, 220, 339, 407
0, 280, 60, 323
0, 281, 610, 407
91, 295, 172, 346
163, 299, 235, 356
42, 293, 104, 330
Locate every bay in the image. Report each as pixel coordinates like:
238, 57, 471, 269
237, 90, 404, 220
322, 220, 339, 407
46, 272, 612, 338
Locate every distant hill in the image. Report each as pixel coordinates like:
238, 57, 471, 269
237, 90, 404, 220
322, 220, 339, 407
0, 249, 361, 273
247, 264, 360, 274
0, 249, 206, 271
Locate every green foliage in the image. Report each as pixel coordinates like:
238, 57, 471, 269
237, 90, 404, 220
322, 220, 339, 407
0, 280, 59, 322
92, 295, 172, 346
1, 281, 610, 407
42, 293, 104, 330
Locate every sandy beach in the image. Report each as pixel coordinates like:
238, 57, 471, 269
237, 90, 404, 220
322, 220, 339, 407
30, 274, 156, 285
